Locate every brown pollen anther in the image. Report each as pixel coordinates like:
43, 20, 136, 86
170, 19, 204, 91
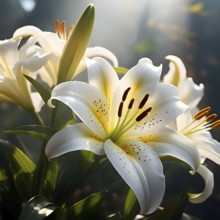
194, 107, 211, 120
122, 87, 131, 101
206, 113, 217, 122
136, 107, 152, 122
139, 94, 149, 109
118, 102, 124, 117
211, 120, 220, 129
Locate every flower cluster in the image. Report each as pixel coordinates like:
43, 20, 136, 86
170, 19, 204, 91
0, 4, 219, 220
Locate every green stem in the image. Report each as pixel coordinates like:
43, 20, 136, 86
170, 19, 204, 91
31, 110, 44, 126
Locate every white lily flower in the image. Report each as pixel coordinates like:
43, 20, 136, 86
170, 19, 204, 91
0, 37, 50, 112
46, 57, 200, 214
163, 55, 204, 109
164, 55, 220, 203
13, 22, 118, 86
176, 108, 220, 202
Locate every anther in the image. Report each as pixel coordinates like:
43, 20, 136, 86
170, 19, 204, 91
118, 102, 124, 117
55, 20, 59, 34
194, 107, 211, 120
139, 94, 149, 109
206, 113, 217, 122
211, 120, 220, 129
60, 21, 66, 39
128, 98, 134, 109
69, 25, 75, 36
122, 87, 131, 101
136, 107, 152, 122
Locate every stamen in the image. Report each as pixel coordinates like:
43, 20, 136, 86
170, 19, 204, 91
136, 107, 152, 122
118, 102, 123, 117
60, 21, 66, 39
128, 98, 134, 109
206, 113, 217, 122
69, 25, 75, 36
55, 20, 67, 40
122, 87, 131, 101
139, 94, 149, 109
194, 107, 211, 120
55, 20, 59, 34
211, 120, 220, 129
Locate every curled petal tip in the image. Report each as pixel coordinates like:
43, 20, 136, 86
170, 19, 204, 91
47, 98, 55, 108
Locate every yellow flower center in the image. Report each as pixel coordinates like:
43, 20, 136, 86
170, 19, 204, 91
110, 87, 152, 142
180, 106, 220, 136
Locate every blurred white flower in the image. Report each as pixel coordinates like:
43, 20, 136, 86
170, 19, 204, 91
13, 22, 118, 87
164, 55, 220, 203
164, 55, 204, 109
0, 36, 50, 112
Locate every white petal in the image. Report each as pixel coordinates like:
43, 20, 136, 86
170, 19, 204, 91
104, 139, 165, 214
18, 51, 51, 72
126, 83, 187, 136
164, 55, 187, 86
110, 58, 162, 130
49, 81, 107, 137
87, 57, 119, 100
85, 47, 118, 66
190, 132, 220, 165
179, 78, 204, 108
189, 165, 214, 203
145, 128, 200, 171
45, 123, 104, 158
0, 38, 21, 72
13, 25, 64, 55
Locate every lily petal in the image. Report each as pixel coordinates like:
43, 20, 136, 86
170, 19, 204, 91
179, 77, 204, 108
138, 128, 200, 171
85, 47, 118, 66
190, 132, 220, 165
46, 123, 104, 158
188, 165, 214, 203
126, 83, 187, 136
110, 58, 162, 130
164, 55, 187, 86
13, 25, 64, 55
87, 57, 119, 100
49, 81, 107, 137
104, 139, 165, 214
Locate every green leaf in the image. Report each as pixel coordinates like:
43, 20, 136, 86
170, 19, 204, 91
124, 189, 140, 220
57, 4, 95, 83
4, 125, 56, 141
146, 191, 188, 220
0, 140, 36, 200
19, 195, 57, 220
24, 74, 51, 104
113, 66, 129, 74
67, 190, 106, 219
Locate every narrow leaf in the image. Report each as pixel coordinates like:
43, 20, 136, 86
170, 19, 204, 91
24, 74, 51, 104
57, 4, 95, 83
4, 125, 56, 141
0, 140, 36, 200
67, 190, 106, 219
19, 195, 57, 220
124, 189, 140, 220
